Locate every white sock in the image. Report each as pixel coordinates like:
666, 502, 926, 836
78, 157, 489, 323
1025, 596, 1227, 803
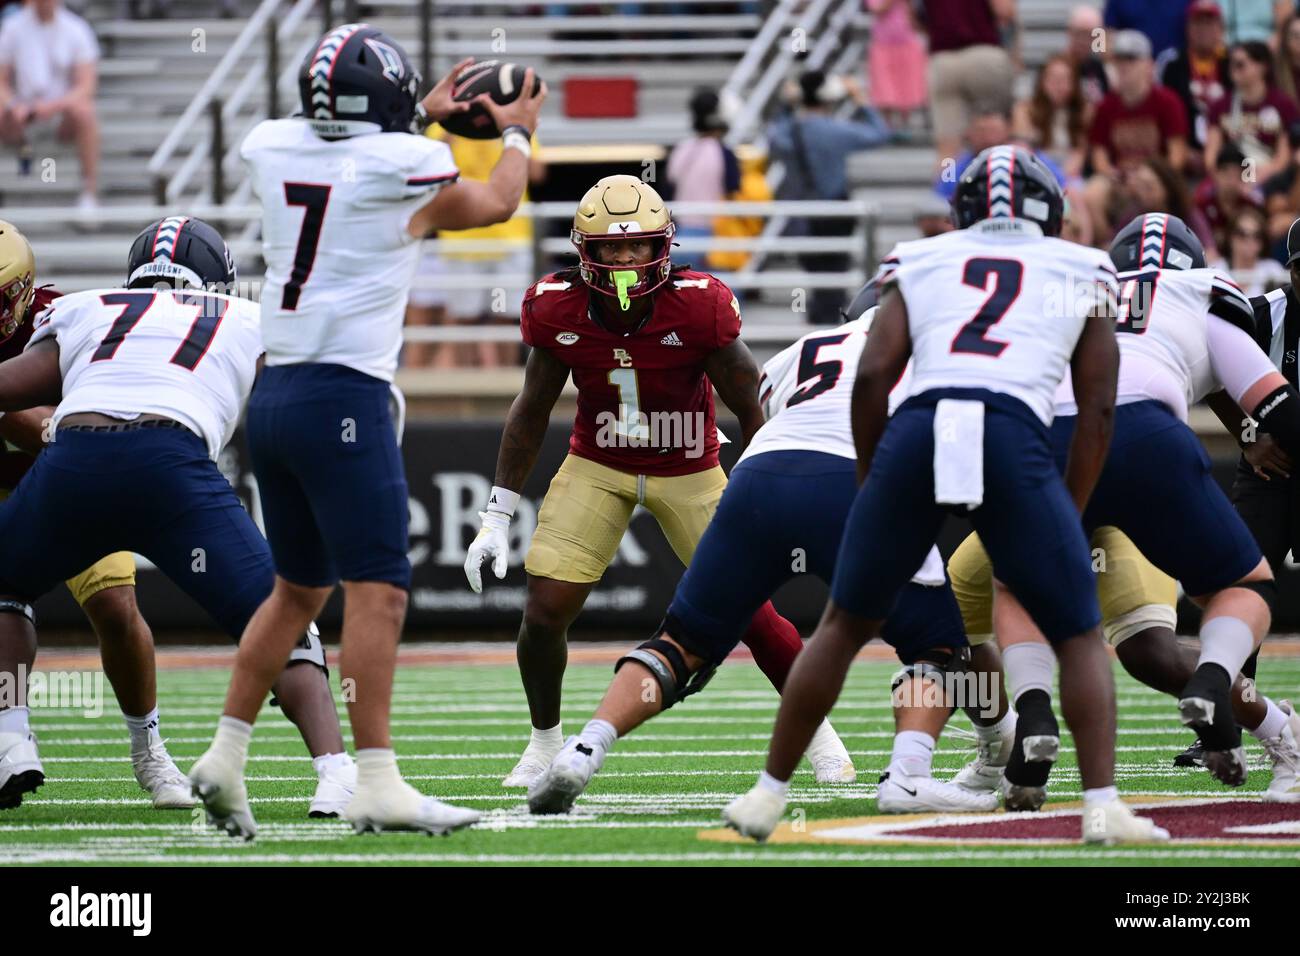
125, 707, 161, 754
1002, 643, 1055, 699
1083, 785, 1118, 807
975, 710, 1015, 743
355, 748, 402, 789
889, 730, 935, 778
211, 715, 252, 768
0, 705, 30, 737
580, 719, 617, 757
1198, 616, 1256, 680
530, 723, 563, 751
312, 751, 353, 775
756, 770, 789, 797
1250, 697, 1289, 741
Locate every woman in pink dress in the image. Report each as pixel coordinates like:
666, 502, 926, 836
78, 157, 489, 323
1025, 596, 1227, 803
867, 0, 928, 128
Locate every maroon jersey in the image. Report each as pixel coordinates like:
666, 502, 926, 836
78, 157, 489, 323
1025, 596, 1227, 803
0, 285, 59, 490
521, 267, 741, 477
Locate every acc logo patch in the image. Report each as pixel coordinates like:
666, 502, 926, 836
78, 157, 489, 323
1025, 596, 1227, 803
555, 332, 580, 345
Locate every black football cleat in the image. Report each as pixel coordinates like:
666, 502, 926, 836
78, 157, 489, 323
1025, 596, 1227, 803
1002, 690, 1059, 811
1178, 664, 1246, 787
1172, 738, 1205, 769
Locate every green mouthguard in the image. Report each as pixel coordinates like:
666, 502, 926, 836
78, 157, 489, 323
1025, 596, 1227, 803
612, 270, 639, 311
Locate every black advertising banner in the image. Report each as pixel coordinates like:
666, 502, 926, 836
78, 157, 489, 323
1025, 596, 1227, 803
31, 421, 1300, 638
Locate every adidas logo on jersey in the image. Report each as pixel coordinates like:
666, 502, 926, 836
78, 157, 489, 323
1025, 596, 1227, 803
660, 331, 683, 347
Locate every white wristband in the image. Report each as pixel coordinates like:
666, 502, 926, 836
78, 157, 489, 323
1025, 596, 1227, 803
502, 129, 531, 159
486, 485, 520, 517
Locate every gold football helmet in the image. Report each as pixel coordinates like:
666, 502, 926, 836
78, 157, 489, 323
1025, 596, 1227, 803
0, 220, 35, 345
571, 174, 675, 308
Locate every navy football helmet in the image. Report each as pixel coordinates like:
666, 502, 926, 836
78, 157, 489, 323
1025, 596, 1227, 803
1108, 212, 1206, 272
126, 217, 236, 291
950, 145, 1065, 237
298, 24, 420, 135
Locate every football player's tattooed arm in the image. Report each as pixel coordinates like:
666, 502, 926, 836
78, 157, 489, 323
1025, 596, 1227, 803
705, 339, 765, 447
0, 338, 62, 413
851, 286, 911, 485
1063, 310, 1119, 513
494, 345, 569, 492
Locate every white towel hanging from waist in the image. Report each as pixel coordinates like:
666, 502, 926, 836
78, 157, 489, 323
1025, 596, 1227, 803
933, 399, 984, 509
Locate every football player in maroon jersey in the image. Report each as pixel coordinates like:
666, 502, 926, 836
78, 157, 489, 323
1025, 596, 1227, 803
464, 176, 855, 788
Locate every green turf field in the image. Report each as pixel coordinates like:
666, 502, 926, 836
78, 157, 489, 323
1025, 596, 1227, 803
5, 650, 1300, 866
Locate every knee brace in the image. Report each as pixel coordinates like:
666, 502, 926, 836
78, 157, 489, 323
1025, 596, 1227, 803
287, 621, 328, 671
0, 599, 35, 625
615, 636, 717, 710
889, 645, 970, 697
272, 622, 328, 709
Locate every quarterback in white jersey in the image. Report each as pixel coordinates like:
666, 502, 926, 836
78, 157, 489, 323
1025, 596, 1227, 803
1045, 213, 1300, 792
0, 217, 355, 823
527, 303, 998, 818
191, 25, 546, 841
725, 146, 1165, 847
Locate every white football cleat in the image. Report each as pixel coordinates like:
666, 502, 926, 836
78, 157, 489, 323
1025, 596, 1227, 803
188, 748, 256, 840
952, 718, 1015, 794
877, 770, 1000, 813
1261, 707, 1300, 803
1082, 799, 1170, 845
345, 780, 480, 836
527, 736, 604, 815
721, 785, 787, 843
806, 719, 856, 783
0, 731, 43, 810
502, 735, 563, 788
131, 739, 195, 809
309, 754, 357, 818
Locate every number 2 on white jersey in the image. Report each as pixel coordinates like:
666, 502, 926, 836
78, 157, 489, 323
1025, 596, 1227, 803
607, 367, 650, 441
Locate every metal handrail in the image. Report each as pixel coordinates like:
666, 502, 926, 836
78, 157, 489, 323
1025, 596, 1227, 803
146, 0, 290, 201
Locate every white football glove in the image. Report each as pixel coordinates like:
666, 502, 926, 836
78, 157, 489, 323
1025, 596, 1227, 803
464, 509, 511, 593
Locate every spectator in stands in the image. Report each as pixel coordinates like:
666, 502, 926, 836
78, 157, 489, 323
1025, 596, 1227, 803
1161, 0, 1232, 160
0, 0, 99, 211
1013, 53, 1091, 179
1194, 141, 1265, 254
1065, 4, 1110, 106
1212, 205, 1289, 293
1216, 0, 1284, 44
1104, 0, 1192, 64
919, 0, 1017, 169
866, 0, 928, 130
933, 109, 1014, 201
1086, 30, 1190, 176
1275, 12, 1300, 104
1205, 40, 1300, 185
767, 69, 892, 323
403, 126, 546, 369
1262, 119, 1300, 254
1091, 154, 1214, 246
666, 88, 740, 249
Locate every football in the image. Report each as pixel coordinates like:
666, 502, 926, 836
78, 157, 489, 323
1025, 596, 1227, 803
440, 60, 542, 139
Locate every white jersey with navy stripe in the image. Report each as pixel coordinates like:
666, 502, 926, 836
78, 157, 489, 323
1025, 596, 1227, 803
28, 288, 264, 459
883, 219, 1119, 425
1053, 267, 1273, 422
241, 118, 459, 382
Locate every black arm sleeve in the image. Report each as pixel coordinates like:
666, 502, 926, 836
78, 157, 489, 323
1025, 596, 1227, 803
1253, 382, 1300, 458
